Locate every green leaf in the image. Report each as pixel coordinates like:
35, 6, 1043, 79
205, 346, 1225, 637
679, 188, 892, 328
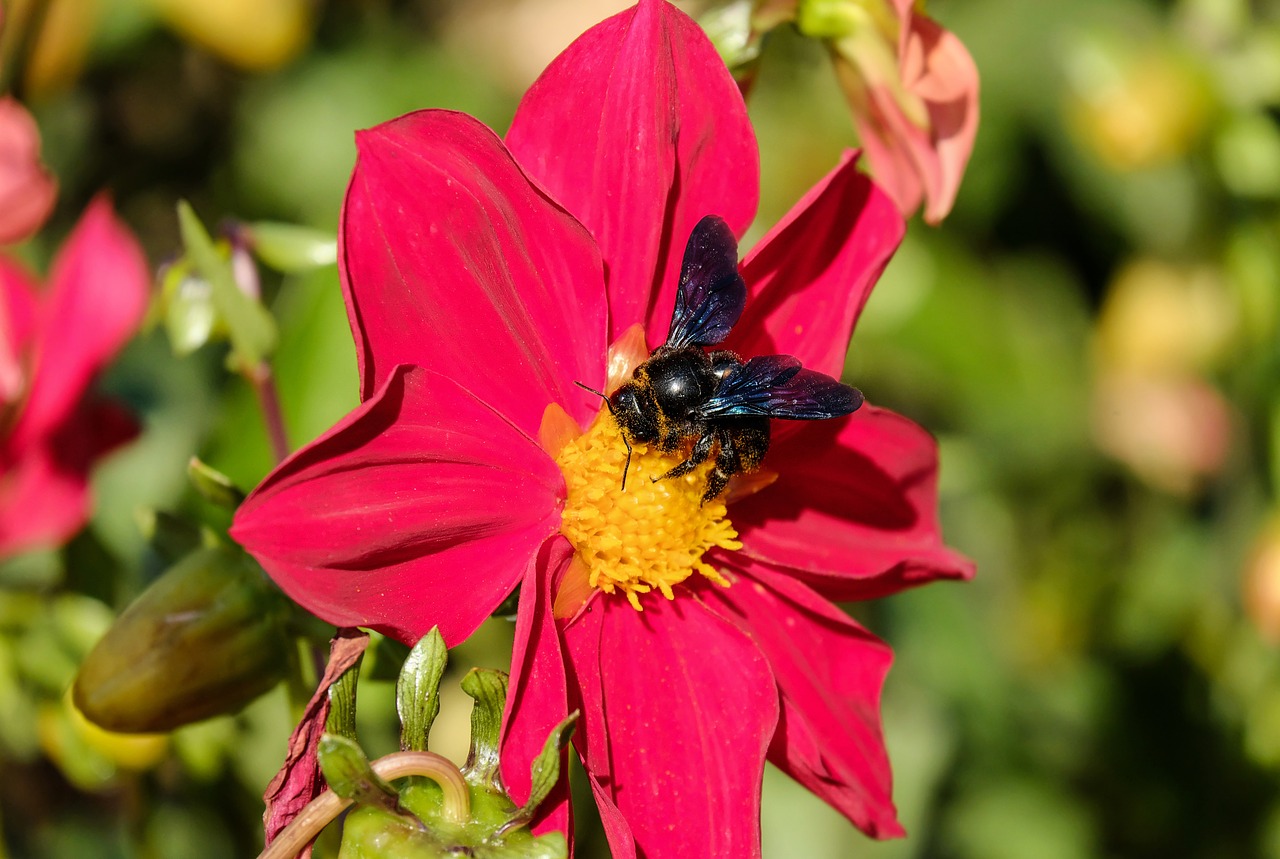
247, 221, 338, 273
187, 457, 247, 509
176, 200, 278, 370
511, 712, 578, 826
397, 627, 448, 752
460, 669, 508, 790
326, 650, 362, 741
316, 734, 399, 812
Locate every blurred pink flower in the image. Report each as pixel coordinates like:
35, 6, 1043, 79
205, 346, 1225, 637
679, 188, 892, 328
232, 1, 971, 855
760, 0, 979, 223
0, 97, 57, 245
0, 198, 149, 557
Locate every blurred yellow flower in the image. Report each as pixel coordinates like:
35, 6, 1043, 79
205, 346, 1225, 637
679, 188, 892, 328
146, 0, 311, 72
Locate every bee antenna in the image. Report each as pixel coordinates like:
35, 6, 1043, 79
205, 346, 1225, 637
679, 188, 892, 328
574, 380, 614, 415
573, 381, 630, 491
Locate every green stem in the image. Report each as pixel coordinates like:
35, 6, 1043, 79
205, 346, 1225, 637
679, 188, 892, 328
256, 751, 471, 859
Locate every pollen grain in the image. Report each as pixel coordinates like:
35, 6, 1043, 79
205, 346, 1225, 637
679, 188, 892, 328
555, 412, 740, 609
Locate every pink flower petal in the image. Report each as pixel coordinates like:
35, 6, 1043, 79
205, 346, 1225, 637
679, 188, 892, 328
700, 565, 904, 838
585, 767, 637, 859
501, 537, 572, 839
231, 366, 565, 646
551, 594, 638, 857
0, 98, 56, 245
0, 398, 136, 558
847, 76, 935, 225
339, 110, 607, 437
730, 406, 973, 600
730, 150, 903, 379
11, 197, 148, 450
0, 257, 39, 404
563, 594, 778, 859
506, 0, 758, 344
847, 8, 979, 225
905, 15, 979, 225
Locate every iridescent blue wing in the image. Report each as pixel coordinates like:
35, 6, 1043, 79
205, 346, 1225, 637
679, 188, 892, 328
698, 355, 864, 419
663, 215, 747, 350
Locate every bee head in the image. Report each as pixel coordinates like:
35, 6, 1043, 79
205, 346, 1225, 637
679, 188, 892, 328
608, 382, 660, 442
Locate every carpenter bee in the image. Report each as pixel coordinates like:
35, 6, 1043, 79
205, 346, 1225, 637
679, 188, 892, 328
586, 214, 863, 503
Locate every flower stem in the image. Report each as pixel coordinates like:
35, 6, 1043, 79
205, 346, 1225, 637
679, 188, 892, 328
249, 362, 290, 464
256, 751, 471, 859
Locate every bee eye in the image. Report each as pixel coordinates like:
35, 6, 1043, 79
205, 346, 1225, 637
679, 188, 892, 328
610, 385, 658, 440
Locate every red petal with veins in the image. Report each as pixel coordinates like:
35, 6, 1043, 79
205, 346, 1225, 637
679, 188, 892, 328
731, 150, 903, 381
506, 0, 758, 345
340, 110, 606, 437
501, 537, 573, 840
701, 565, 904, 838
564, 593, 777, 859
231, 366, 564, 646
730, 406, 973, 600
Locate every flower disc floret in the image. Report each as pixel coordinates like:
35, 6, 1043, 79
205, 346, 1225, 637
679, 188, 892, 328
555, 412, 741, 609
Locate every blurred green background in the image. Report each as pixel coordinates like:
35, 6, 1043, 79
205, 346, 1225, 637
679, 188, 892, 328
4, 0, 1280, 856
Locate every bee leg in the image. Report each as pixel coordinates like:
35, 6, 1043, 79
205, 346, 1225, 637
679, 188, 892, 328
702, 429, 740, 503
656, 430, 716, 482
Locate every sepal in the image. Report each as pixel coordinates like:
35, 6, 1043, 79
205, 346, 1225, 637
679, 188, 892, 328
397, 627, 447, 752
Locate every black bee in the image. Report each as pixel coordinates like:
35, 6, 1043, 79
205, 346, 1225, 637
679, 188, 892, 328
588, 214, 863, 503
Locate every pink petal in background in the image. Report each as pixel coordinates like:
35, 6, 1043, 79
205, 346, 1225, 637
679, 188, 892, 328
0, 399, 136, 557
0, 97, 56, 246
10, 197, 149, 450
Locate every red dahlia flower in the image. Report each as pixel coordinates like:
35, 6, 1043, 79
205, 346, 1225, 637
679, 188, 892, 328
231, 1, 972, 855
0, 198, 149, 557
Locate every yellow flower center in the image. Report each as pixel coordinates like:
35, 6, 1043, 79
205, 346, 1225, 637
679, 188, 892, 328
554, 411, 741, 610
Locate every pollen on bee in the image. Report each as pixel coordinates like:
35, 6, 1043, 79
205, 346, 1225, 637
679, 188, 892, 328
554, 410, 740, 611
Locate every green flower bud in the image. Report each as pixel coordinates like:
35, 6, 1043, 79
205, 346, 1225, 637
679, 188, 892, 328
73, 547, 292, 732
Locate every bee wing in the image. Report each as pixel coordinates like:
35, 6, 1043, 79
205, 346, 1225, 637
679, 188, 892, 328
698, 355, 865, 419
664, 215, 747, 350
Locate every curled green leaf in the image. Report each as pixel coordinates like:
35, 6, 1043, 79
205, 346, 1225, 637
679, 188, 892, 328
396, 627, 448, 752
460, 668, 509, 791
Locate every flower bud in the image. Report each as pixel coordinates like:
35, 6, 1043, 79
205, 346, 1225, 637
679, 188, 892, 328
72, 547, 292, 732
